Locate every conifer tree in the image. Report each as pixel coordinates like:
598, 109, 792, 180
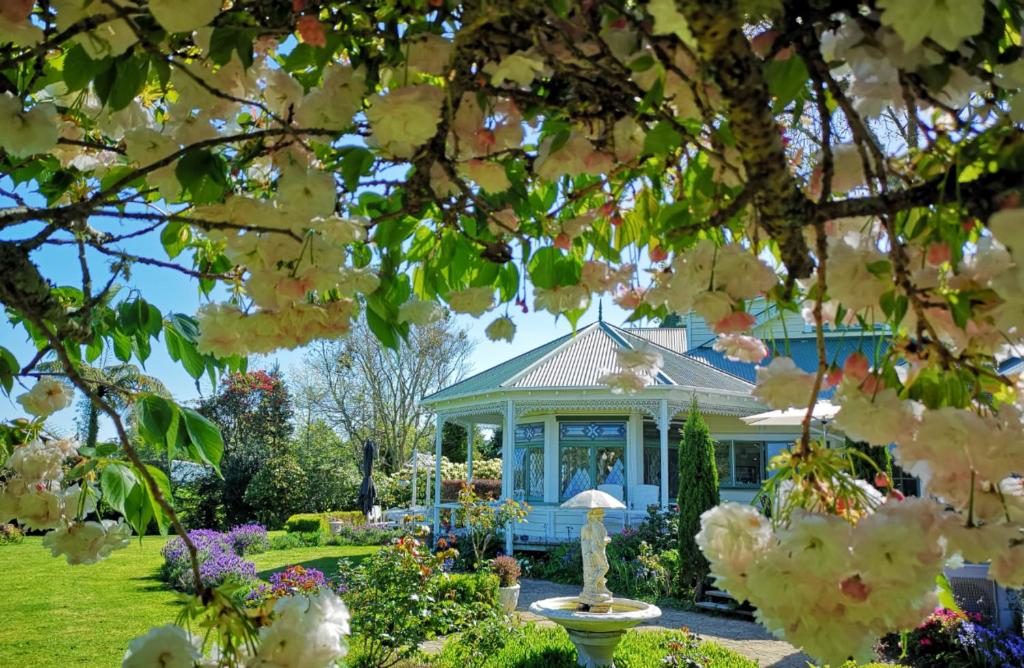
677, 398, 719, 593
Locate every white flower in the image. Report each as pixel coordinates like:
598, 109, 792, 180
533, 285, 590, 315
692, 291, 734, 325
534, 132, 613, 181
485, 316, 516, 343
122, 624, 201, 668
17, 378, 74, 417
988, 208, 1024, 260
483, 50, 549, 87
44, 519, 131, 565
833, 381, 917, 447
0, 93, 58, 157
148, 0, 222, 34
294, 64, 365, 131
647, 0, 695, 46
877, 0, 984, 50
826, 238, 891, 314
616, 344, 663, 376
366, 85, 444, 158
0, 3, 42, 47
461, 159, 510, 193
123, 127, 178, 166
252, 591, 350, 668
17, 489, 64, 530
753, 357, 817, 409
278, 166, 337, 221
697, 503, 772, 599
446, 287, 494, 317
810, 143, 875, 196
406, 34, 453, 77
7, 440, 66, 482
712, 334, 768, 363
598, 370, 650, 394
54, 0, 137, 59
397, 299, 446, 326
715, 247, 778, 300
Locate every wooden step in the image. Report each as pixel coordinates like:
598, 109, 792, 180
703, 589, 735, 601
695, 599, 755, 618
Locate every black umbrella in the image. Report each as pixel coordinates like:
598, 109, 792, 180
357, 439, 378, 518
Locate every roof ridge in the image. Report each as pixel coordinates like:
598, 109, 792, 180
500, 321, 602, 389
611, 323, 754, 388
599, 322, 676, 384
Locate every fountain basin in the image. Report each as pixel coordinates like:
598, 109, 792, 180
529, 596, 662, 667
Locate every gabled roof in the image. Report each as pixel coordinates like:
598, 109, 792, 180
623, 327, 687, 354
423, 321, 753, 404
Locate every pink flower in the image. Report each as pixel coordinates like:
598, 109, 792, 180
713, 311, 756, 334
843, 352, 870, 383
712, 334, 768, 363
296, 16, 326, 47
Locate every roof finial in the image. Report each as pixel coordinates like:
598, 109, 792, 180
598, 299, 603, 322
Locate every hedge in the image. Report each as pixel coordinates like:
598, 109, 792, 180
283, 511, 367, 533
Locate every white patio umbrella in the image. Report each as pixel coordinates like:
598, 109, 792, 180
741, 401, 840, 440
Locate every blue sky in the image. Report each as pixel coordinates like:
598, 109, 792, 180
0, 227, 636, 436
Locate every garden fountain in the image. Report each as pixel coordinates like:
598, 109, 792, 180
529, 490, 662, 668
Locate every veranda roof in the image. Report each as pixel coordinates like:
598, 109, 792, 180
423, 320, 753, 405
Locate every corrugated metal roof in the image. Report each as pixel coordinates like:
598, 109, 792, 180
612, 326, 753, 393
422, 327, 579, 402
686, 334, 891, 397
621, 327, 687, 354
510, 325, 623, 387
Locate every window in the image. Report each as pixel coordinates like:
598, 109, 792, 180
716, 440, 766, 489
642, 420, 681, 499
512, 423, 544, 502
558, 420, 627, 501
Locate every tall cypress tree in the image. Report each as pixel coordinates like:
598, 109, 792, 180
677, 398, 719, 594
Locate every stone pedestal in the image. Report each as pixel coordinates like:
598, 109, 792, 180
567, 629, 625, 668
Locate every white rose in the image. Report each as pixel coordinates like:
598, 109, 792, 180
16, 378, 74, 417
253, 591, 350, 668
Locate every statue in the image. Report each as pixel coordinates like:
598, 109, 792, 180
578, 507, 613, 612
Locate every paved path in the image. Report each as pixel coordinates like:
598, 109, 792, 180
515, 579, 812, 668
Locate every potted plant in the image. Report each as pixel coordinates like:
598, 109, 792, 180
491, 555, 522, 612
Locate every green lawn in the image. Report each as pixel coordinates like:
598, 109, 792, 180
0, 536, 377, 667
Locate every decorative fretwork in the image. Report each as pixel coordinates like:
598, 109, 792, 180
516, 398, 661, 420
559, 421, 627, 442
436, 402, 507, 426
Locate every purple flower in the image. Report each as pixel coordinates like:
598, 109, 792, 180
160, 528, 259, 594
227, 524, 269, 555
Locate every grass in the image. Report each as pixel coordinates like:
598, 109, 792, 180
0, 535, 377, 667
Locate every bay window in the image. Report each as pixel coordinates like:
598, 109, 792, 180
558, 420, 627, 501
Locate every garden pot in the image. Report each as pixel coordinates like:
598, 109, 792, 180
498, 583, 520, 612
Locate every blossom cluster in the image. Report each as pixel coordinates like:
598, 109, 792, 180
246, 565, 337, 608
0, 435, 130, 565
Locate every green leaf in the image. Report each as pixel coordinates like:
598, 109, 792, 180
142, 464, 173, 535
935, 573, 962, 614
107, 54, 149, 111
164, 317, 206, 379
176, 150, 229, 204
208, 26, 255, 68
340, 147, 374, 191
136, 394, 181, 459
765, 56, 810, 111
160, 222, 190, 259
62, 45, 111, 92
643, 121, 682, 157
0, 346, 18, 394
365, 305, 400, 350
180, 407, 224, 474
110, 329, 132, 362
123, 483, 153, 536
100, 463, 138, 516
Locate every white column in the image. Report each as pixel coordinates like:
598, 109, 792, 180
659, 399, 670, 508
543, 414, 559, 504
503, 399, 515, 555
433, 414, 443, 538
626, 413, 643, 508
466, 423, 474, 482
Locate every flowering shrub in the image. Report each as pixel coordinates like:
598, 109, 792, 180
456, 487, 529, 568
0, 523, 23, 545
226, 524, 270, 556
491, 556, 521, 587
878, 608, 1024, 667
246, 565, 338, 607
160, 527, 258, 594
339, 534, 493, 668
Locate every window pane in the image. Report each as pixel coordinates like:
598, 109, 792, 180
734, 442, 763, 486
560, 446, 591, 500
643, 447, 660, 486
714, 443, 732, 486
512, 447, 527, 500
527, 448, 544, 500
667, 448, 679, 499
596, 447, 625, 486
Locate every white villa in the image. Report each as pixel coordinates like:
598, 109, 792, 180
421, 313, 835, 553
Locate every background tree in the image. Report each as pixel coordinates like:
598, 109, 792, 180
292, 420, 362, 513
195, 369, 295, 526
295, 315, 473, 473
677, 400, 719, 595
440, 422, 489, 464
